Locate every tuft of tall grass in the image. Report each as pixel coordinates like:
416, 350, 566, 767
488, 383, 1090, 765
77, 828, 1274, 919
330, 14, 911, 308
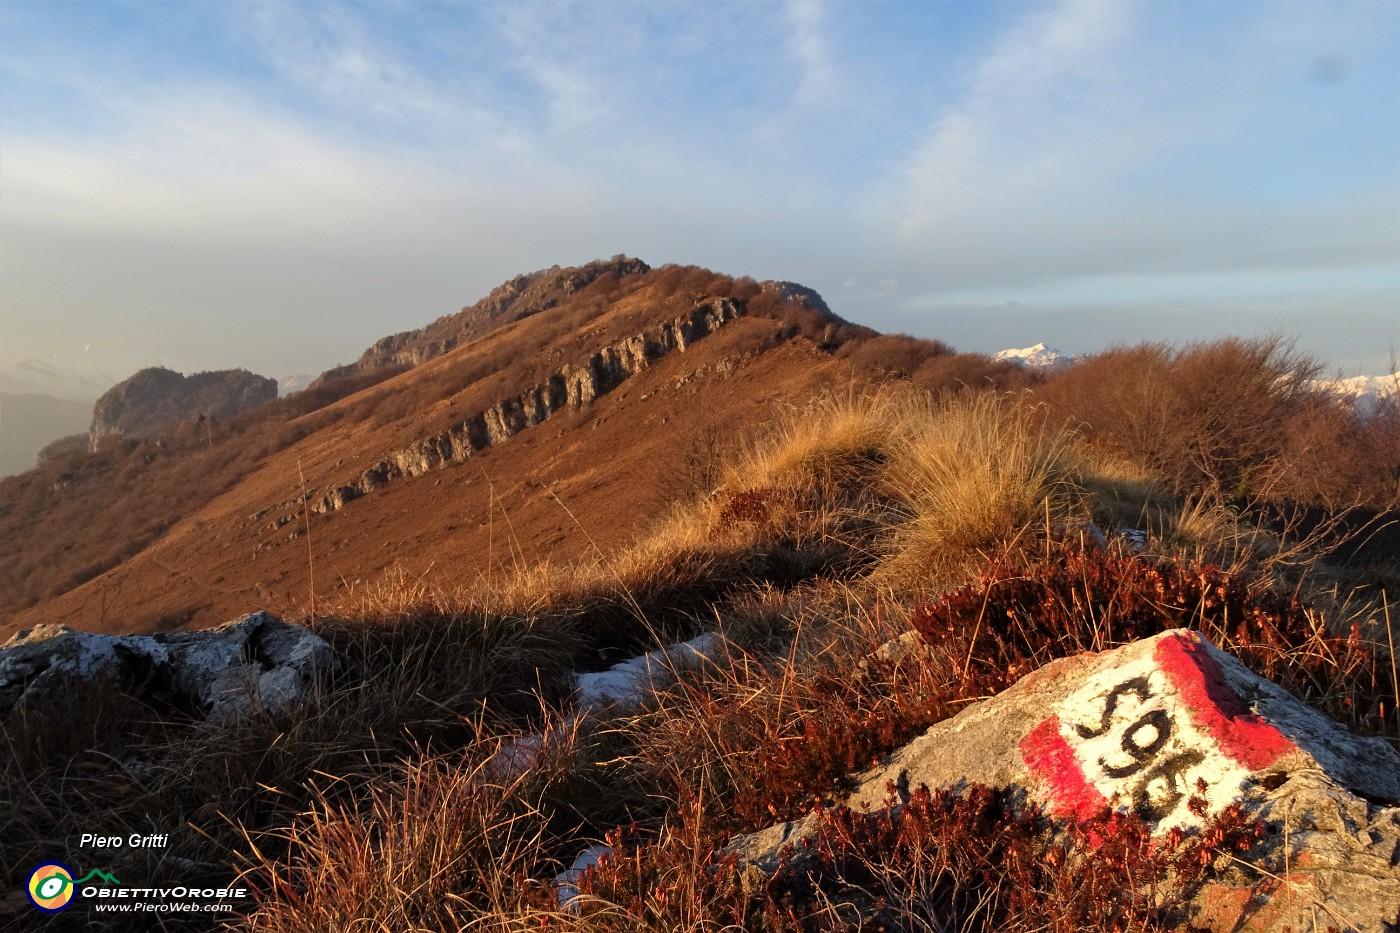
722, 389, 903, 497
877, 392, 1088, 589
240, 751, 553, 931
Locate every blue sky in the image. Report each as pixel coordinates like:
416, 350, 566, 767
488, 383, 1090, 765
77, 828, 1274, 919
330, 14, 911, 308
1, 0, 1396, 386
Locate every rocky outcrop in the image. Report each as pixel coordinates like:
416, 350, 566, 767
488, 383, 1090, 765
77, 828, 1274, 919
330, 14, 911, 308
312, 256, 652, 387
301, 297, 742, 516
729, 630, 1400, 932
89, 367, 277, 447
0, 612, 334, 722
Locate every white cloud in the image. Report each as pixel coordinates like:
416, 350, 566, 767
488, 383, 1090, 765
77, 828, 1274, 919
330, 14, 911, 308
785, 0, 837, 107
488, 2, 616, 133
886, 0, 1399, 295
2, 100, 421, 241
242, 1, 441, 120
898, 0, 1137, 237
1, 1, 1395, 379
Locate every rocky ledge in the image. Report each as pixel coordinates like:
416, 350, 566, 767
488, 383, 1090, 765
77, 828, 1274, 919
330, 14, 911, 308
0, 612, 334, 722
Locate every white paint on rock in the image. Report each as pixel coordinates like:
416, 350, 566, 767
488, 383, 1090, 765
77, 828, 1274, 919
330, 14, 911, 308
1053, 654, 1253, 833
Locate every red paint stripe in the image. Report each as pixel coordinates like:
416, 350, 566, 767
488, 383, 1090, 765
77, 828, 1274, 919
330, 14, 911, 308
1020, 714, 1106, 819
1154, 634, 1293, 771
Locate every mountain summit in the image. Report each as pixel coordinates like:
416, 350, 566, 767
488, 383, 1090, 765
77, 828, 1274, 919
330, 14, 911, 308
1, 259, 1007, 636
990, 342, 1074, 370
312, 255, 655, 386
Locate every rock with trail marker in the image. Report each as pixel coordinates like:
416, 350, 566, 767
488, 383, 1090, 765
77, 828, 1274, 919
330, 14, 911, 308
729, 629, 1400, 932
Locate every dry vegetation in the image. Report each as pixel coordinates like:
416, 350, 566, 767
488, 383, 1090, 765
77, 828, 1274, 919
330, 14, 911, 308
1033, 337, 1399, 514
0, 363, 408, 617
4, 334, 1398, 931
0, 262, 894, 625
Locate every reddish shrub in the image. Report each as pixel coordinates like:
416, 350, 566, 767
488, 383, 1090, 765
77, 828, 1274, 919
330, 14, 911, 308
708, 547, 1391, 836
577, 783, 1267, 932
1034, 337, 1352, 504
909, 548, 1395, 739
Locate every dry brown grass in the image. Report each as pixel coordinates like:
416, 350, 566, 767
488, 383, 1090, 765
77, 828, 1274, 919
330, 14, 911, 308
877, 392, 1087, 589
5, 372, 1398, 932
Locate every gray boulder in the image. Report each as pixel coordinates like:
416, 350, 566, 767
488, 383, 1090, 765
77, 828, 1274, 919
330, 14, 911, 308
729, 629, 1400, 932
0, 611, 334, 721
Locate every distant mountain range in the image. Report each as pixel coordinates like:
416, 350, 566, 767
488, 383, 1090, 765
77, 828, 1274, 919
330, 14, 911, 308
0, 346, 188, 402
990, 343, 1077, 371
1320, 373, 1400, 417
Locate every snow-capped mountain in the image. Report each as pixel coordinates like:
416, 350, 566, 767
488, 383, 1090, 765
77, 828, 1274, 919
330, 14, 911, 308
1315, 373, 1399, 418
277, 374, 315, 396
991, 343, 1075, 370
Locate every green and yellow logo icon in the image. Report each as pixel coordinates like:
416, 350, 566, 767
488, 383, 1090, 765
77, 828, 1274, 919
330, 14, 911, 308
27, 862, 75, 913
25, 863, 121, 912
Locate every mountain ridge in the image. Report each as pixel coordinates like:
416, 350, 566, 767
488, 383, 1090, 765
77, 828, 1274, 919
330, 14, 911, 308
1, 259, 982, 637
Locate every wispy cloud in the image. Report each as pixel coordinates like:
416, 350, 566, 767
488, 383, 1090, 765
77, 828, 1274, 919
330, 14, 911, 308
0, 1, 1394, 378
488, 1, 616, 134
784, 0, 837, 107
898, 0, 1136, 237
242, 1, 441, 121
886, 0, 1398, 298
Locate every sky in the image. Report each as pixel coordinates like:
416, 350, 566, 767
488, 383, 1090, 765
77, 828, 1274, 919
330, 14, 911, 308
1, 0, 1397, 393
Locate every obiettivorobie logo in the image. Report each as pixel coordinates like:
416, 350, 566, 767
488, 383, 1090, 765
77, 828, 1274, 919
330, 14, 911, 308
26, 863, 121, 913
24, 860, 247, 915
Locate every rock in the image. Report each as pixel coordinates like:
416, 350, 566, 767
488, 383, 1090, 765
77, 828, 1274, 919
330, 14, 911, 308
0, 611, 334, 722
35, 431, 90, 464
760, 280, 840, 319
729, 629, 1400, 932
311, 255, 654, 386
575, 632, 724, 713
556, 842, 613, 910
89, 366, 277, 447
305, 298, 745, 516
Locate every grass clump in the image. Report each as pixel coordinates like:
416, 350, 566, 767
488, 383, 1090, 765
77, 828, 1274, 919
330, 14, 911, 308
878, 392, 1087, 588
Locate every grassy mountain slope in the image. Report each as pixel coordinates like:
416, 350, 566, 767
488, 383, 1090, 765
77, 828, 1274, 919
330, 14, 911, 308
4, 380, 1395, 932
2, 262, 1019, 637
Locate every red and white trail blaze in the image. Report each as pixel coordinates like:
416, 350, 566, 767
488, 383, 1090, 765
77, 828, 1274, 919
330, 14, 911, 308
1020, 632, 1295, 832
